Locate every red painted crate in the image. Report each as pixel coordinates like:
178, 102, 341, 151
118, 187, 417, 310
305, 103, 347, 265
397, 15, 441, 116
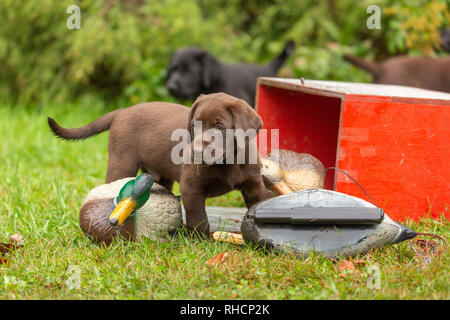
256, 78, 450, 222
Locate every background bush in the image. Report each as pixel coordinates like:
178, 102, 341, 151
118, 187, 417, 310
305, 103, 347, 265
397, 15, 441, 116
0, 0, 448, 108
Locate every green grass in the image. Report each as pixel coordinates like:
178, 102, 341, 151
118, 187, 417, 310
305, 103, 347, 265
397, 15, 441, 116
0, 104, 448, 299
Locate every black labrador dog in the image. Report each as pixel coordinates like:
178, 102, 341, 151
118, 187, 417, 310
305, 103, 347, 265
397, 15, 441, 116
166, 40, 295, 106
442, 28, 450, 52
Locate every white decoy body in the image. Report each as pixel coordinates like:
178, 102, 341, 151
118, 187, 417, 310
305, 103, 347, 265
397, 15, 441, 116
80, 174, 182, 244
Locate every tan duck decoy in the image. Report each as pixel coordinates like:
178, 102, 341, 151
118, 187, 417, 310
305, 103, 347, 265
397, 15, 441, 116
80, 173, 181, 244
261, 149, 325, 195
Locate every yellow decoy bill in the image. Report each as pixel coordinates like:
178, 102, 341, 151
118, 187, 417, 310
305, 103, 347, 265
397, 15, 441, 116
109, 198, 136, 226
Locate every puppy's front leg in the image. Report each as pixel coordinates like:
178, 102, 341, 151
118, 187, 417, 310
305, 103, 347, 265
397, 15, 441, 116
240, 176, 271, 208
180, 184, 210, 237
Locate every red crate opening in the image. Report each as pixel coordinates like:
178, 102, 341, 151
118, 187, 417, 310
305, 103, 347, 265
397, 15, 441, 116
256, 78, 450, 222
257, 85, 341, 190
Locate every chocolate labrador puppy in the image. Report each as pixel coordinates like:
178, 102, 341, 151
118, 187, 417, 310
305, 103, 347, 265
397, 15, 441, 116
166, 40, 295, 106
343, 54, 450, 93
48, 93, 269, 235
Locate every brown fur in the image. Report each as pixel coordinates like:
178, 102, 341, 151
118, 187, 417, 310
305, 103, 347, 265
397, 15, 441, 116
49, 93, 270, 235
343, 54, 450, 93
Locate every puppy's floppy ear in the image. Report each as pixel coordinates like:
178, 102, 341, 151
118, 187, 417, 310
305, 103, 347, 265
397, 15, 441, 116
228, 100, 263, 154
187, 94, 205, 135
200, 52, 220, 89
228, 100, 263, 134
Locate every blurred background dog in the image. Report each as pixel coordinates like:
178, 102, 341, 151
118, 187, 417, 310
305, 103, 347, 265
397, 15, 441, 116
343, 54, 450, 92
166, 40, 295, 106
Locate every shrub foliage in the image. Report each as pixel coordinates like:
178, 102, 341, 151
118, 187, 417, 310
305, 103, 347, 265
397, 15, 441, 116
0, 0, 448, 106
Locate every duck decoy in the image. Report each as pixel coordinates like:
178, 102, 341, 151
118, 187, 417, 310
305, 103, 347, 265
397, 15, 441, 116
261, 149, 325, 195
241, 188, 418, 259
80, 173, 182, 244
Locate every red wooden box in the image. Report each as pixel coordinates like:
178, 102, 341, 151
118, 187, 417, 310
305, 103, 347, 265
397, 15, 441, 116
256, 78, 450, 222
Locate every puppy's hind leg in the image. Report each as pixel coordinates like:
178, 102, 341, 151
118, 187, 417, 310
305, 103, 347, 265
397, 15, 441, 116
158, 177, 174, 192
105, 152, 139, 183
140, 168, 173, 191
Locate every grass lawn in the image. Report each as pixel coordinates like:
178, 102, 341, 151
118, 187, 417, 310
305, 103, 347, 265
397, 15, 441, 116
0, 103, 448, 300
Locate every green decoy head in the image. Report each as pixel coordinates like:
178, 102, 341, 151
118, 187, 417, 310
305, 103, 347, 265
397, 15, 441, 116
109, 173, 154, 226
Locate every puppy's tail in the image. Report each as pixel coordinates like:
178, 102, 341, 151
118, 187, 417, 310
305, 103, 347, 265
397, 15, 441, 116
343, 54, 382, 76
268, 40, 295, 73
48, 109, 121, 140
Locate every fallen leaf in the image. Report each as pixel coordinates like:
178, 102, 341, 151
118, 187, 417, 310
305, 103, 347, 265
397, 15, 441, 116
352, 259, 368, 267
0, 243, 12, 254
206, 251, 229, 266
336, 259, 361, 278
0, 243, 23, 254
9, 233, 24, 245
0, 235, 24, 266
1, 234, 25, 259
338, 260, 355, 272
230, 294, 238, 299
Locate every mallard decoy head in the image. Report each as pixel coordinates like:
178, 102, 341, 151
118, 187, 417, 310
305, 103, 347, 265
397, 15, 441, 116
109, 173, 154, 226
